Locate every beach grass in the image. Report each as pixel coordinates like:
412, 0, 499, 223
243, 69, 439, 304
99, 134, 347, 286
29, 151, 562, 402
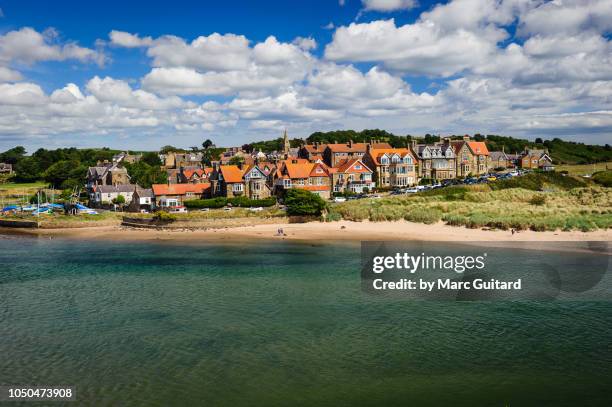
332, 183, 612, 232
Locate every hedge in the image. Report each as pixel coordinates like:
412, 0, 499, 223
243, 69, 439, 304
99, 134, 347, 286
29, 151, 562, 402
184, 196, 276, 209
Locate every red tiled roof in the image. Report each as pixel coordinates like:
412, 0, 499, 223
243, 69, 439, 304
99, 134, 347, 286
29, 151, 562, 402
367, 148, 414, 165
183, 169, 205, 179
467, 141, 489, 156
334, 158, 373, 173
152, 183, 210, 196
220, 165, 245, 183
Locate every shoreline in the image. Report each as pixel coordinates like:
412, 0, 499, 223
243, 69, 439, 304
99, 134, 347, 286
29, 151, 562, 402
2, 220, 610, 243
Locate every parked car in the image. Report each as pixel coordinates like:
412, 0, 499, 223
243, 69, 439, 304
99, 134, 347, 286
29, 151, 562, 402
223, 207, 232, 211
405, 187, 419, 194
334, 197, 347, 203
248, 207, 263, 212
199, 208, 210, 212
168, 206, 187, 213
370, 194, 382, 199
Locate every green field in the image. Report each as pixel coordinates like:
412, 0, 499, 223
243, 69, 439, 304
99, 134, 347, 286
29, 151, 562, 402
556, 162, 612, 176
0, 182, 58, 206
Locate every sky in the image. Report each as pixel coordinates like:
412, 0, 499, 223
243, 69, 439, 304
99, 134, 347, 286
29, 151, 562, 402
0, 0, 611, 151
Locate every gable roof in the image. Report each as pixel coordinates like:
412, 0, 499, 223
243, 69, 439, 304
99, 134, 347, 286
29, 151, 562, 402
367, 148, 414, 165
219, 165, 245, 183
466, 141, 489, 156
489, 151, 509, 161
95, 184, 138, 193
152, 183, 210, 196
335, 158, 373, 173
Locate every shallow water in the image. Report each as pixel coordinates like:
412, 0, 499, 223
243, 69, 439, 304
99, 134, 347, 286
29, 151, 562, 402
0, 235, 611, 406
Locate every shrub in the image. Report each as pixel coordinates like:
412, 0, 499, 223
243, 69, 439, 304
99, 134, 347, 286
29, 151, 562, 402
184, 197, 227, 209
153, 211, 176, 222
284, 188, 327, 216
529, 195, 546, 206
404, 208, 442, 224
592, 171, 612, 187
227, 196, 276, 207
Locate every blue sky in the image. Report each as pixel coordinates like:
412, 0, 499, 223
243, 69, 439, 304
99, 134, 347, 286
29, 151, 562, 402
0, 0, 610, 151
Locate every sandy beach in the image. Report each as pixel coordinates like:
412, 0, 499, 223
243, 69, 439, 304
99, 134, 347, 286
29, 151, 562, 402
2, 220, 610, 243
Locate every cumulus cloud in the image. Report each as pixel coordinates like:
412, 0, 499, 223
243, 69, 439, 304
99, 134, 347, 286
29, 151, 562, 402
1, 0, 611, 147
0, 27, 105, 66
109, 30, 153, 47
362, 0, 418, 12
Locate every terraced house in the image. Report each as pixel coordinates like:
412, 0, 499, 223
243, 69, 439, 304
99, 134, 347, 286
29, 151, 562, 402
452, 137, 490, 177
275, 159, 333, 199
411, 139, 456, 180
363, 147, 417, 188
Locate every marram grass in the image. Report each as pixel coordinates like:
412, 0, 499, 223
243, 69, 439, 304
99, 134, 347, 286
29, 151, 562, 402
333, 186, 612, 232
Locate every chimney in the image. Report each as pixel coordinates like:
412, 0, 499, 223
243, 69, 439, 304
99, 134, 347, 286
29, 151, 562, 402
411, 140, 417, 149
348, 140, 353, 147
444, 137, 450, 144
463, 135, 470, 141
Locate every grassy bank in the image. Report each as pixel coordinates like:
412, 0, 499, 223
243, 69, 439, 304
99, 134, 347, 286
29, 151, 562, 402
332, 174, 611, 232
556, 162, 611, 176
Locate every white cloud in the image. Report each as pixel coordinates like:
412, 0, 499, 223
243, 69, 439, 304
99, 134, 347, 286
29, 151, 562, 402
0, 67, 22, 82
0, 27, 105, 66
109, 30, 153, 47
362, 0, 418, 12
292, 36, 317, 51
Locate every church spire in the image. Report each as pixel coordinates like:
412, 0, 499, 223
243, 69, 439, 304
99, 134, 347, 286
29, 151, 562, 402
283, 128, 290, 157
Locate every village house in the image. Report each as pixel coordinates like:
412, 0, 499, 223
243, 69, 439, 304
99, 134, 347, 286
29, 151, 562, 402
126, 187, 154, 212
363, 146, 418, 188
91, 184, 137, 207
451, 136, 490, 177
112, 151, 141, 165
520, 148, 554, 171
275, 159, 333, 199
489, 147, 519, 169
411, 139, 456, 180
331, 158, 375, 194
323, 140, 392, 167
152, 183, 210, 208
163, 152, 203, 169
210, 163, 274, 199
298, 143, 329, 162
86, 162, 131, 200
0, 162, 12, 174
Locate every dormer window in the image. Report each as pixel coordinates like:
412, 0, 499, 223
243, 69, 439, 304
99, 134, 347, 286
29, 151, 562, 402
391, 155, 400, 163
403, 156, 413, 164
381, 156, 389, 165
316, 168, 323, 173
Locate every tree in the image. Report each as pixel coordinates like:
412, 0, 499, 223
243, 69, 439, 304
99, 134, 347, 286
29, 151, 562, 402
228, 155, 244, 166
535, 138, 543, 144
160, 145, 181, 154
141, 151, 162, 167
112, 195, 126, 205
42, 160, 87, 188
0, 146, 26, 165
14, 157, 41, 182
284, 189, 327, 216
125, 161, 167, 188
202, 139, 214, 150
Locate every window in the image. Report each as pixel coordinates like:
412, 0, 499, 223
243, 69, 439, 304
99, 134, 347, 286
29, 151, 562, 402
381, 156, 389, 164
354, 164, 362, 170
233, 184, 244, 192
283, 179, 292, 188
334, 185, 342, 192
403, 156, 413, 164
316, 168, 323, 174
392, 155, 400, 163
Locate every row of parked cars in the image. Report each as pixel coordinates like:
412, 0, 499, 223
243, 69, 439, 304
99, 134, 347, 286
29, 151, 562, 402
389, 170, 529, 195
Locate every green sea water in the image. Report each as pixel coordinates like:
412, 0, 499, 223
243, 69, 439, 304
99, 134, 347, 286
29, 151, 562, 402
0, 235, 611, 406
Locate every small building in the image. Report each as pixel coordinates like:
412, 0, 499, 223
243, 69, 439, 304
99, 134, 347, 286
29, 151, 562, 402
332, 158, 375, 194
126, 187, 154, 212
91, 184, 137, 207
298, 143, 330, 162
520, 148, 554, 170
0, 162, 13, 175
163, 152, 203, 169
411, 139, 456, 180
152, 183, 211, 208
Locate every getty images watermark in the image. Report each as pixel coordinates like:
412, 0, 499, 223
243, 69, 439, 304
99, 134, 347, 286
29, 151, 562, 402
361, 241, 611, 300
